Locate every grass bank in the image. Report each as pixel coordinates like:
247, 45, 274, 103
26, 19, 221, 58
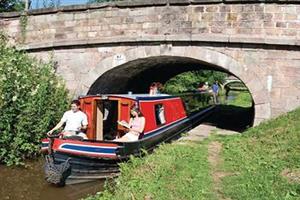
87, 107, 300, 200
86, 141, 215, 200
218, 107, 300, 199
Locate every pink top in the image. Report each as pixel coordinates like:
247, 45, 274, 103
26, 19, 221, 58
130, 117, 145, 133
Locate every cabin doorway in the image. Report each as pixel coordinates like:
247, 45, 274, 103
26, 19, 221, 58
95, 100, 118, 140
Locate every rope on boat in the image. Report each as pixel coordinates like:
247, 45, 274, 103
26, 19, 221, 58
44, 155, 71, 186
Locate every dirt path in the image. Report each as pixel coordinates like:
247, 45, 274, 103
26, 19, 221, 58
179, 124, 239, 199
208, 141, 231, 200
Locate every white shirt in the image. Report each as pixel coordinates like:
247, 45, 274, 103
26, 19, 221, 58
61, 110, 88, 131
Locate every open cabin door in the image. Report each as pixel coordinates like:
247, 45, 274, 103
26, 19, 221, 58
118, 99, 132, 132
95, 100, 104, 140
82, 97, 134, 140
94, 99, 119, 140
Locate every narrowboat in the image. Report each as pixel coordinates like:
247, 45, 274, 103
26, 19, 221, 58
42, 93, 215, 186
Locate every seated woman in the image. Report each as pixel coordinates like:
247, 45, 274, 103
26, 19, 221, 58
114, 107, 145, 142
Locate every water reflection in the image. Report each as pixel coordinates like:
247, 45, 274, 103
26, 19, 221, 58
0, 159, 104, 200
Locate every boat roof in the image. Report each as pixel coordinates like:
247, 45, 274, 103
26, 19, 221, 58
81, 93, 179, 101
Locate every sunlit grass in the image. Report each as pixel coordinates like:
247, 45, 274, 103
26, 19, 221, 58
86, 107, 300, 200
218, 107, 300, 199
226, 91, 252, 108
86, 141, 215, 200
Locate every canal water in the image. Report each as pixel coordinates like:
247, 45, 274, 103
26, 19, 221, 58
0, 159, 104, 200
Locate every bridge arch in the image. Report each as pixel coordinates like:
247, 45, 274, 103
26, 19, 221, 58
81, 45, 269, 125
223, 80, 243, 88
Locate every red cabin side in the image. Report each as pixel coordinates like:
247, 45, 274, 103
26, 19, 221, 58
79, 95, 187, 140
139, 97, 187, 133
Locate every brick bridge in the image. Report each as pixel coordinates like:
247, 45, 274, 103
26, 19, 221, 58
1, 0, 300, 125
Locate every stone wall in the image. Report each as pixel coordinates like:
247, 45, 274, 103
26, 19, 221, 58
0, 2, 299, 48
0, 1, 300, 125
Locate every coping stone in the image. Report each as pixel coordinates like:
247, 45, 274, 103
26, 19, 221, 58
58, 4, 89, 12
0, 11, 21, 18
190, 0, 222, 4
169, 0, 191, 5
88, 2, 112, 9
28, 7, 58, 15
115, 0, 167, 7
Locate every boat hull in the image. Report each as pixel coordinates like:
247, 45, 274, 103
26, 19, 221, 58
44, 106, 215, 185
46, 152, 120, 185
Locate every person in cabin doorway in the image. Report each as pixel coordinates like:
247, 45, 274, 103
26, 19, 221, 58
114, 107, 145, 142
47, 99, 88, 139
149, 82, 158, 95
156, 82, 164, 94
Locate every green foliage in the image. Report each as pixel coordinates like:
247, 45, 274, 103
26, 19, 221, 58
88, 142, 214, 200
163, 70, 226, 113
163, 70, 227, 94
0, 0, 25, 12
0, 35, 69, 166
219, 107, 300, 199
181, 93, 212, 114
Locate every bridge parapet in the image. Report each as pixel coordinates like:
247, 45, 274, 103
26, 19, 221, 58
0, 1, 300, 50
1, 0, 300, 18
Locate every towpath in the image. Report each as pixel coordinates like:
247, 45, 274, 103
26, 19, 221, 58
178, 124, 240, 200
178, 124, 239, 142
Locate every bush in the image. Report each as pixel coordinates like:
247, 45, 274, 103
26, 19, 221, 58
0, 35, 69, 165
163, 70, 226, 94
163, 70, 226, 113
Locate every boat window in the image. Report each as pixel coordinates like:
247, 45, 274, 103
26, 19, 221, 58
155, 104, 166, 126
